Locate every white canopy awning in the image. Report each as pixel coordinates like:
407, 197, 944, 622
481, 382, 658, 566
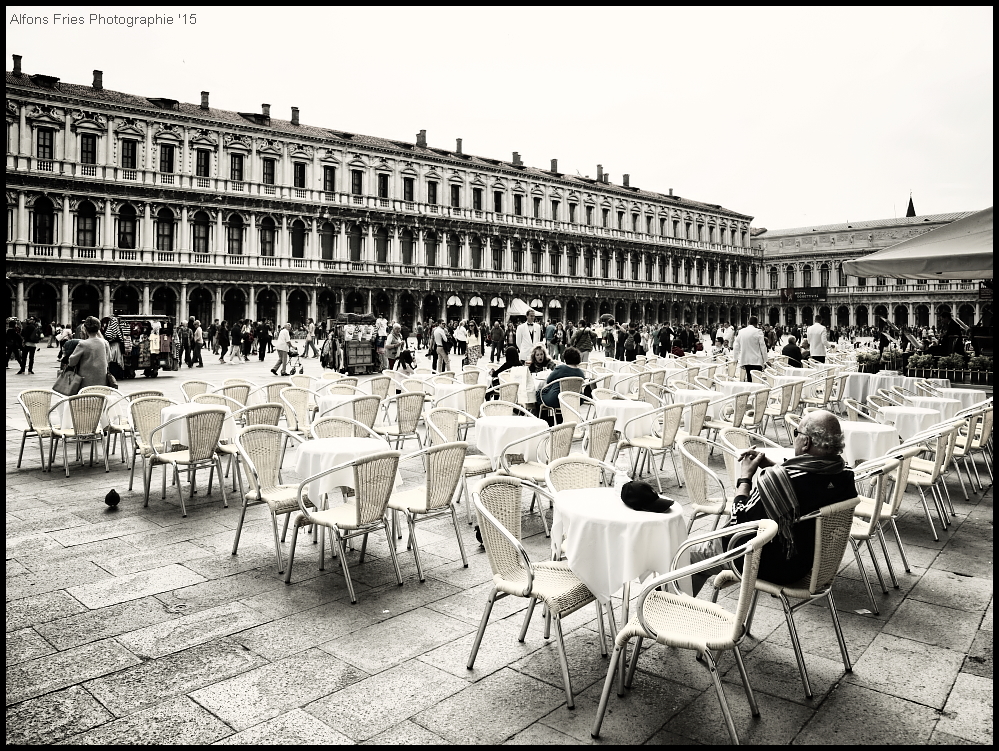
469, 296, 484, 306
530, 298, 543, 307
548, 299, 562, 308
490, 297, 505, 308
508, 298, 542, 316
446, 295, 462, 306
842, 207, 993, 280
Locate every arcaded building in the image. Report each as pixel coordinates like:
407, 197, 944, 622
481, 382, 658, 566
6, 54, 761, 329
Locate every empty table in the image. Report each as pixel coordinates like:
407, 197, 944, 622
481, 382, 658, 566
51, 391, 129, 431
593, 399, 654, 441
475, 414, 548, 469
904, 396, 961, 422
295, 436, 398, 503
317, 393, 357, 418
160, 403, 237, 447
876, 406, 941, 442
936, 388, 987, 411
838, 420, 900, 466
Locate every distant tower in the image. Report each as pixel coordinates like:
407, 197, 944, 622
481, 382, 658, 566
905, 193, 916, 218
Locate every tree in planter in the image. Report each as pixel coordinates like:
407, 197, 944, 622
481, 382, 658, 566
968, 356, 993, 385
937, 353, 968, 384
907, 353, 935, 378
856, 351, 881, 373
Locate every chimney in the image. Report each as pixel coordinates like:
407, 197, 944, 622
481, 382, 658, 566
200, 91, 209, 110
669, 188, 673, 197
596, 164, 603, 181
550, 159, 558, 173
455, 138, 462, 155
291, 107, 300, 126
416, 129, 427, 147
623, 174, 631, 188
91, 69, 103, 89
261, 103, 270, 118
12, 54, 22, 75
512, 152, 524, 166
602, 173, 610, 184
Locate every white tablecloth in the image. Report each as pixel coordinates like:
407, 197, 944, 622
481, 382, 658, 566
317, 393, 357, 418
843, 373, 950, 403
551, 487, 690, 603
51, 391, 129, 431
671, 388, 720, 430
761, 447, 796, 465
936, 388, 987, 411
716, 381, 768, 397
905, 396, 961, 423
593, 399, 654, 441
876, 406, 941, 442
475, 415, 548, 469
295, 436, 398, 502
160, 403, 237, 447
839, 420, 901, 466
432, 382, 467, 409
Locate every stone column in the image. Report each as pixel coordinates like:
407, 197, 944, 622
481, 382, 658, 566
16, 281, 25, 320
389, 291, 399, 324
179, 205, 189, 253
142, 203, 153, 251
16, 192, 28, 244
248, 214, 257, 258
215, 284, 224, 323
279, 215, 289, 260
61, 198, 72, 248
63, 116, 74, 165
103, 200, 113, 250
102, 283, 111, 319
216, 211, 225, 254
143, 122, 153, 184
179, 282, 189, 321
248, 285, 257, 321
142, 284, 151, 316
61, 282, 70, 325
309, 218, 318, 260
338, 221, 347, 261
18, 104, 29, 157
279, 287, 289, 325
309, 288, 318, 322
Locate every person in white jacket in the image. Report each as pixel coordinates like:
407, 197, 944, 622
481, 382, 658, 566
733, 316, 769, 381
806, 317, 829, 363
516, 309, 543, 364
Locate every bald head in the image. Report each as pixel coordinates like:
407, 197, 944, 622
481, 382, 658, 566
797, 409, 844, 457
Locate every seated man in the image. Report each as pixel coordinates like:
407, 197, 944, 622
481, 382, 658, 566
534, 346, 585, 423
781, 335, 804, 368
690, 409, 857, 595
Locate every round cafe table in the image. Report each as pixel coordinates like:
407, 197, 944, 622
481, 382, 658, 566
875, 406, 941, 442
904, 396, 961, 423
475, 414, 548, 469
432, 382, 467, 410
317, 393, 357, 419
937, 388, 987, 411
716, 380, 768, 398
295, 436, 399, 504
51, 390, 130, 431
671, 388, 720, 430
838, 420, 900, 466
159, 402, 238, 447
593, 399, 654, 441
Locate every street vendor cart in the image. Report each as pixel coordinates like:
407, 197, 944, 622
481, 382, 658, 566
116, 315, 179, 378
321, 312, 377, 375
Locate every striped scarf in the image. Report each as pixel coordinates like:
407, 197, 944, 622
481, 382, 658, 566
755, 455, 845, 558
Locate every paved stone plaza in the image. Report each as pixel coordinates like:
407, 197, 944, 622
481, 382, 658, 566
5, 347, 992, 745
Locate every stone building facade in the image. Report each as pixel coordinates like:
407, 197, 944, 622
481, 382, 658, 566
6, 56, 761, 330
753, 213, 989, 331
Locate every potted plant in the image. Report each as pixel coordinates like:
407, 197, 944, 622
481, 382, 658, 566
856, 351, 881, 374
906, 353, 935, 378
936, 353, 968, 385
968, 355, 993, 386
880, 350, 904, 373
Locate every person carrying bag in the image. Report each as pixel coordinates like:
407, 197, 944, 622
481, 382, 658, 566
53, 364, 84, 395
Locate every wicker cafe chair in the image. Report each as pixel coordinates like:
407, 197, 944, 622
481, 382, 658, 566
479, 399, 533, 418
843, 397, 878, 422
388, 441, 470, 581
545, 455, 626, 495
286, 450, 404, 603
899, 425, 956, 541
852, 445, 921, 576
146, 407, 228, 517
320, 394, 381, 431
367, 374, 393, 401
702, 390, 752, 445
557, 391, 595, 444
218, 403, 287, 493
537, 377, 584, 424
192, 392, 244, 412
592, 520, 779, 745
678, 435, 736, 533
127, 389, 166, 401
127, 397, 176, 491
461, 370, 481, 386
233, 425, 314, 573
180, 380, 212, 403
47, 393, 109, 477
426, 408, 494, 525
16, 388, 57, 471
310, 415, 384, 440
81, 385, 131, 465
846, 461, 899, 614
485, 381, 519, 404
711, 498, 861, 700
617, 402, 685, 492
580, 416, 619, 463
280, 386, 323, 436
718, 427, 784, 487
468, 477, 604, 708
950, 409, 986, 494
373, 391, 425, 450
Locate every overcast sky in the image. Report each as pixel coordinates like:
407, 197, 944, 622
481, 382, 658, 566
6, 6, 993, 229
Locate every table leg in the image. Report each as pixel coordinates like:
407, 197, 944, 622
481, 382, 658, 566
618, 581, 631, 687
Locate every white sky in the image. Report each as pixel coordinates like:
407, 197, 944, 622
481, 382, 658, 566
6, 6, 993, 229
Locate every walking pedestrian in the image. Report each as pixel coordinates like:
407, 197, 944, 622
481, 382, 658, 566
272, 322, 292, 376
207, 319, 219, 355
490, 321, 505, 362
191, 320, 204, 367
216, 320, 230, 363
18, 316, 40, 374
466, 321, 482, 365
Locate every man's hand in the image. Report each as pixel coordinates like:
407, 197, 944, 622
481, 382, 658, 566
738, 449, 774, 479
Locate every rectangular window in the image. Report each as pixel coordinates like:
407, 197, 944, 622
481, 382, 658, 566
632, 257, 639, 281
601, 254, 610, 278
602, 209, 609, 228
585, 206, 593, 226
617, 211, 624, 230
121, 139, 137, 169
568, 253, 577, 276
513, 250, 523, 273
323, 165, 336, 193
37, 128, 54, 160
472, 187, 482, 211
77, 215, 96, 248
262, 158, 275, 185
378, 173, 390, 198
551, 200, 559, 220
550, 253, 561, 276
492, 246, 502, 271
159, 143, 175, 174
227, 225, 241, 254
157, 219, 174, 252
493, 191, 503, 214
403, 177, 414, 202
351, 169, 363, 195
569, 203, 576, 223
632, 215, 639, 233
514, 195, 523, 216
585, 254, 594, 277
646, 216, 652, 235
646, 258, 653, 282
659, 218, 666, 235
196, 149, 211, 178
427, 181, 438, 205
672, 220, 680, 237
450, 184, 460, 208
616, 256, 625, 279
659, 260, 666, 283
80, 134, 97, 165
230, 153, 244, 181
293, 162, 306, 188
260, 225, 276, 256
531, 251, 541, 274
118, 217, 135, 249
193, 222, 209, 253
856, 276, 867, 287
533, 196, 541, 219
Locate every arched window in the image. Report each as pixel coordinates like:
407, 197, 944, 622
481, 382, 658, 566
470, 236, 482, 270
448, 233, 461, 268
76, 201, 97, 247
259, 217, 275, 256
291, 219, 306, 259
784, 264, 795, 288
156, 208, 175, 252
226, 214, 243, 255
424, 230, 437, 266
820, 263, 830, 288
769, 267, 778, 290
117, 204, 136, 249
375, 227, 389, 264
750, 266, 757, 289
320, 222, 335, 260
348, 224, 363, 262
400, 229, 414, 265
33, 197, 55, 245
192, 211, 210, 254
802, 265, 812, 288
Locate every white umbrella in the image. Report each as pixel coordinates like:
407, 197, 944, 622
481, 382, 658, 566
842, 207, 993, 280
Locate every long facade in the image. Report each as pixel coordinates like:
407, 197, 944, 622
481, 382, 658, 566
752, 214, 989, 331
6, 58, 762, 330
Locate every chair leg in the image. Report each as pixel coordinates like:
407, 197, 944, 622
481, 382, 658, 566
450, 505, 468, 568
216, 458, 228, 508
591, 642, 625, 738
334, 530, 357, 603
624, 635, 644, 688
269, 511, 285, 573
175, 465, 187, 517
826, 589, 852, 672
552, 615, 575, 709
284, 521, 301, 584
850, 538, 880, 614
875, 525, 899, 588
468, 587, 498, 669
732, 644, 760, 717
406, 514, 425, 582
916, 487, 939, 541
952, 458, 969, 500
703, 649, 741, 745
779, 593, 813, 699
383, 520, 404, 586
888, 517, 912, 573
518, 598, 537, 642
596, 602, 608, 657
232, 499, 251, 555
17, 432, 28, 468
865, 538, 890, 594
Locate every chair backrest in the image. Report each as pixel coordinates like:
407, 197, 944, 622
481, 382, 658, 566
236, 402, 284, 427
350, 451, 402, 525
685, 396, 712, 436
743, 387, 770, 428
417, 441, 468, 511
311, 415, 380, 439
290, 374, 314, 390
851, 459, 899, 538
193, 393, 243, 411
128, 389, 166, 401
976, 406, 994, 446
426, 407, 461, 445
883, 445, 921, 515
480, 400, 526, 417
591, 387, 618, 401
262, 380, 294, 403
718, 427, 752, 484
337, 377, 359, 388
321, 371, 344, 381
460, 384, 487, 417
843, 397, 875, 422
368, 375, 392, 400
714, 391, 751, 429
614, 372, 649, 398
220, 384, 251, 406
18, 389, 56, 431
461, 370, 481, 385
544, 421, 578, 462
65, 393, 107, 435
678, 435, 726, 505
788, 379, 806, 412
583, 416, 618, 461
804, 497, 862, 593
431, 374, 457, 385
558, 391, 587, 425
222, 378, 254, 388
326, 384, 361, 396
475, 476, 532, 590
280, 387, 316, 431
180, 380, 211, 402
914, 378, 941, 397
80, 385, 117, 398
393, 391, 425, 433
130, 397, 174, 448
492, 382, 519, 404
867, 394, 892, 411
402, 378, 428, 395
546, 455, 616, 492
346, 394, 381, 429
182, 407, 226, 463
237, 424, 297, 494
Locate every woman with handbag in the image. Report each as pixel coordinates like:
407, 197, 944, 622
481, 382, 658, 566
66, 316, 111, 389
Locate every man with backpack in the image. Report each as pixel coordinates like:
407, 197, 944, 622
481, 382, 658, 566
17, 316, 40, 374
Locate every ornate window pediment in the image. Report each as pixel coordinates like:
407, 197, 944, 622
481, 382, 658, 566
319, 148, 340, 163
470, 173, 485, 186
70, 110, 108, 132
190, 129, 218, 149
255, 137, 282, 155
347, 155, 367, 169
289, 143, 315, 159
425, 167, 442, 180
114, 117, 146, 137
153, 122, 182, 141
26, 104, 65, 124
530, 184, 545, 196
400, 163, 418, 176
222, 132, 251, 151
